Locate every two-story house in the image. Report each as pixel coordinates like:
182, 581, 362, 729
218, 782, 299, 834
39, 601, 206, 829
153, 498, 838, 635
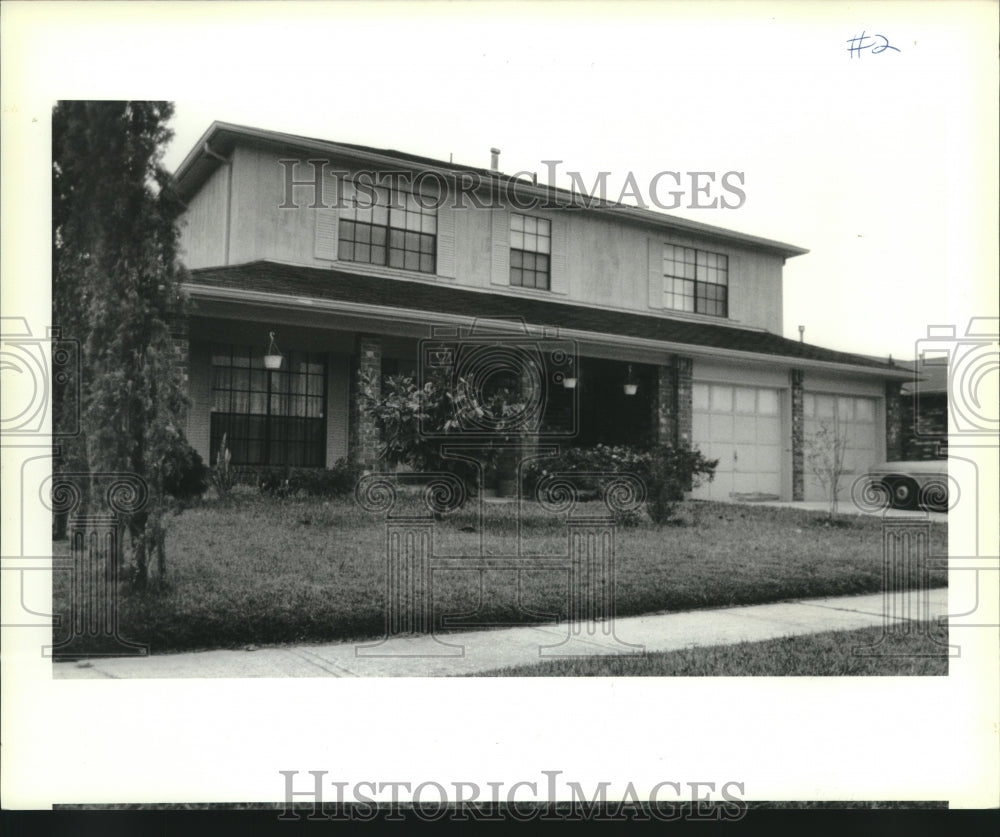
173, 122, 910, 502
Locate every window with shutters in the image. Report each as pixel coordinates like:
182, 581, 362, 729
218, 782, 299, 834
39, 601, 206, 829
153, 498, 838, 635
338, 179, 437, 274
509, 213, 551, 290
662, 244, 728, 317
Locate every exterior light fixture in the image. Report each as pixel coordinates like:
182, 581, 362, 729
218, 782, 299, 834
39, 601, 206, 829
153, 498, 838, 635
623, 364, 638, 396
263, 331, 284, 370
562, 358, 578, 389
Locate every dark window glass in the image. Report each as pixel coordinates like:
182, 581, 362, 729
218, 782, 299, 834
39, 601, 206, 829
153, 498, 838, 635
339, 180, 437, 274
509, 214, 551, 290
663, 245, 728, 317
209, 343, 326, 467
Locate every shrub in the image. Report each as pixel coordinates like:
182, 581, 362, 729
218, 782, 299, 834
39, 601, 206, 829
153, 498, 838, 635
358, 370, 528, 504
293, 459, 366, 497
524, 443, 650, 486
250, 459, 366, 499
644, 445, 718, 525
161, 442, 209, 503
523, 443, 717, 526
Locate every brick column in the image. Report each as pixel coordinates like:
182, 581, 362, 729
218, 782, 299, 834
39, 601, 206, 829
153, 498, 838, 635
674, 356, 693, 448
790, 369, 805, 501
170, 316, 190, 401
885, 380, 905, 462
651, 355, 693, 448
351, 334, 383, 467
651, 364, 676, 446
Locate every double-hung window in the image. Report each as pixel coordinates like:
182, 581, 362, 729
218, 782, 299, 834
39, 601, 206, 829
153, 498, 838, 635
338, 178, 437, 274
510, 213, 551, 290
210, 344, 326, 467
663, 244, 728, 317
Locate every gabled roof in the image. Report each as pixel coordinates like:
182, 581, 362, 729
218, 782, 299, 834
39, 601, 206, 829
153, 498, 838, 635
187, 261, 908, 378
173, 121, 809, 259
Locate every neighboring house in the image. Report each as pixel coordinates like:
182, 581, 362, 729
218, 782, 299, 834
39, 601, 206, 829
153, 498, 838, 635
172, 122, 911, 502
900, 357, 949, 460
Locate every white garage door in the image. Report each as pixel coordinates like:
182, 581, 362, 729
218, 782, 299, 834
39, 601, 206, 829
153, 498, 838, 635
803, 394, 880, 501
691, 383, 783, 501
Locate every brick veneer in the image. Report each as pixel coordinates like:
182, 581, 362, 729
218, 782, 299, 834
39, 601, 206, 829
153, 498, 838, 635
651, 355, 693, 447
170, 316, 190, 407
884, 380, 905, 462
350, 334, 382, 466
902, 394, 948, 459
790, 369, 804, 501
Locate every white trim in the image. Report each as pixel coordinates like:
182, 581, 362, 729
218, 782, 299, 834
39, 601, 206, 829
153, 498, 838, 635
184, 282, 911, 379
230, 256, 774, 335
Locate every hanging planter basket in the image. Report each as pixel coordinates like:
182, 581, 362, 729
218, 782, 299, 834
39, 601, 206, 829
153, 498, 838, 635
623, 364, 638, 396
263, 331, 284, 370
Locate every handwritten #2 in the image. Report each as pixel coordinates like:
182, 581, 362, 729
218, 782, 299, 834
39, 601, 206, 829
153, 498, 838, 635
847, 31, 901, 58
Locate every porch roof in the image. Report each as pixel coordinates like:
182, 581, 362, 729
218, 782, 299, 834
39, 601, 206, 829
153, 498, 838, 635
187, 261, 907, 377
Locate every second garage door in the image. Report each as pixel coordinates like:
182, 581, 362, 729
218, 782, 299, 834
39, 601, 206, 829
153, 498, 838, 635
691, 383, 784, 501
803, 393, 880, 501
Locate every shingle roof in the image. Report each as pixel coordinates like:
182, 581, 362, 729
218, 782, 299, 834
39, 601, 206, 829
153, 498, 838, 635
174, 122, 808, 258
188, 261, 904, 375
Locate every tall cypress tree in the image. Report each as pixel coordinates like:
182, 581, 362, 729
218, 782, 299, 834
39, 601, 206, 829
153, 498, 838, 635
52, 101, 201, 587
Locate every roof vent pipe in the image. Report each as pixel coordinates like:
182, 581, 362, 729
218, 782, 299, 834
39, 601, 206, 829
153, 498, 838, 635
490, 147, 501, 172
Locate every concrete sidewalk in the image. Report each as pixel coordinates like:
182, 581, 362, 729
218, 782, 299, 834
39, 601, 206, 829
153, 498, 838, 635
53, 588, 948, 679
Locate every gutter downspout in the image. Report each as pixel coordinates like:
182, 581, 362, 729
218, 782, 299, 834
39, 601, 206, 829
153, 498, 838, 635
203, 141, 233, 266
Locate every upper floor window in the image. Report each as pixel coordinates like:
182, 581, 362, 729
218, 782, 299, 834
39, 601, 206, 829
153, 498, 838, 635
510, 213, 551, 290
662, 244, 728, 317
339, 179, 436, 274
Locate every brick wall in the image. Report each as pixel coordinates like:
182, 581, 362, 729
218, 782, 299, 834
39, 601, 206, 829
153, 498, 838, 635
902, 393, 948, 460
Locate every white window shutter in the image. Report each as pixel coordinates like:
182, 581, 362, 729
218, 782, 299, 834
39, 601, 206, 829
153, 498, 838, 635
491, 208, 510, 286
436, 205, 456, 278
648, 238, 663, 308
315, 208, 339, 261
548, 215, 569, 295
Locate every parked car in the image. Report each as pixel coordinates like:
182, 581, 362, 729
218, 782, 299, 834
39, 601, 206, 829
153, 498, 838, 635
864, 460, 949, 511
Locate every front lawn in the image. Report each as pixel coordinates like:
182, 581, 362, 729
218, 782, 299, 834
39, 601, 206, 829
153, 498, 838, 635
51, 494, 948, 655
473, 622, 951, 677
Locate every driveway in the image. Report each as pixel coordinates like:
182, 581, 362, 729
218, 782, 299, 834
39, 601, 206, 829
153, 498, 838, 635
734, 499, 948, 523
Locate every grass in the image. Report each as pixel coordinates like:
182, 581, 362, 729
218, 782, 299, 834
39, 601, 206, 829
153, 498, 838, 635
51, 493, 948, 655
472, 622, 951, 677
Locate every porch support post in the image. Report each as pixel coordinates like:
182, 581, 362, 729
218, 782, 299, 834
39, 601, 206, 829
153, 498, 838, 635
351, 333, 383, 467
652, 364, 676, 446
674, 356, 693, 448
885, 380, 905, 462
652, 354, 693, 448
170, 315, 190, 402
791, 369, 805, 501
